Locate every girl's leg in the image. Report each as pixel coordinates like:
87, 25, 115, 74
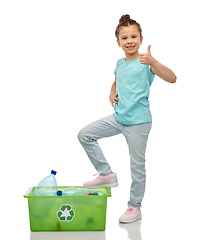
78, 114, 122, 176
122, 122, 152, 209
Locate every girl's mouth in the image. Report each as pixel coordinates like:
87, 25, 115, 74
126, 45, 135, 49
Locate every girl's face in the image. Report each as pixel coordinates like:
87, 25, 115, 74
117, 25, 143, 57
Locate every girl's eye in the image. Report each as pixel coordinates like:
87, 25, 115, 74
132, 36, 136, 38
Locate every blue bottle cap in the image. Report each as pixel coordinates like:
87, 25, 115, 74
51, 170, 57, 175
57, 190, 62, 196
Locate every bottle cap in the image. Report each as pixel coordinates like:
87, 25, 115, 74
57, 190, 62, 196
51, 170, 57, 175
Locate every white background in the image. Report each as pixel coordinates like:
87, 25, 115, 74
1, 0, 197, 239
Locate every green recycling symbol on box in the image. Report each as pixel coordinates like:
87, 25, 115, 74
57, 204, 75, 222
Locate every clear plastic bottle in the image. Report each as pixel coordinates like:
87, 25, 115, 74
41, 190, 58, 196
57, 187, 105, 196
33, 170, 57, 196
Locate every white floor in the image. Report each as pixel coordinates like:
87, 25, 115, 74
29, 219, 142, 240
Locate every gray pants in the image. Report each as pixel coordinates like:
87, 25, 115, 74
78, 114, 152, 208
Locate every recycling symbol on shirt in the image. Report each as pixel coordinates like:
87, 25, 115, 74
57, 204, 75, 222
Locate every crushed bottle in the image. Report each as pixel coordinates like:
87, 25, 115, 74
57, 187, 105, 196
33, 170, 57, 196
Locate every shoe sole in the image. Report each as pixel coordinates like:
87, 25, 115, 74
119, 215, 142, 224
83, 182, 119, 189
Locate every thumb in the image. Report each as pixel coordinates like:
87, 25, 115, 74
147, 45, 151, 54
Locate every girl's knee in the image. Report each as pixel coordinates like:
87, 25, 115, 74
77, 129, 83, 142
77, 128, 88, 143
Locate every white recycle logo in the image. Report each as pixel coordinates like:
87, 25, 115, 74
57, 204, 75, 222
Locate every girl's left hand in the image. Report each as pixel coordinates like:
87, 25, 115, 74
139, 45, 154, 65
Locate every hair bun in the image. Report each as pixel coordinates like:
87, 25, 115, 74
119, 14, 130, 24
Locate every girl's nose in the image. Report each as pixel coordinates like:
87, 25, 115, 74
127, 38, 133, 44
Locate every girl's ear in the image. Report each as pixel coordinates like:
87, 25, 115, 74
140, 36, 143, 45
117, 39, 121, 47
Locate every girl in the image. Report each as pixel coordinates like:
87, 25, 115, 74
78, 14, 176, 223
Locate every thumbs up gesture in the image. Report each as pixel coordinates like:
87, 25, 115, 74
139, 45, 153, 65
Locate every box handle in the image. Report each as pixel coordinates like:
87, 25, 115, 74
23, 187, 34, 198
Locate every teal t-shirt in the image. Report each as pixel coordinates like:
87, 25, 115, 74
114, 57, 155, 125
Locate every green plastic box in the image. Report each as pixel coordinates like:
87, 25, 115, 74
24, 186, 111, 231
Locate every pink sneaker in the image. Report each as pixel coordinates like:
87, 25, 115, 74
119, 207, 142, 223
83, 172, 118, 188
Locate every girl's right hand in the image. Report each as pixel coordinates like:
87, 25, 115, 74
109, 93, 119, 107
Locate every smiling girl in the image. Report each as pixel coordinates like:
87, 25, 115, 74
78, 14, 176, 223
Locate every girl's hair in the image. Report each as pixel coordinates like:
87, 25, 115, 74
115, 14, 142, 39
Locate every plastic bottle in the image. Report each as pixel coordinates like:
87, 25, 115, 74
57, 187, 105, 196
41, 190, 58, 196
89, 191, 105, 196
33, 170, 57, 196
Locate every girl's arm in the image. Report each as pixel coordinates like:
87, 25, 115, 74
109, 77, 119, 107
140, 45, 177, 83
150, 59, 177, 83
